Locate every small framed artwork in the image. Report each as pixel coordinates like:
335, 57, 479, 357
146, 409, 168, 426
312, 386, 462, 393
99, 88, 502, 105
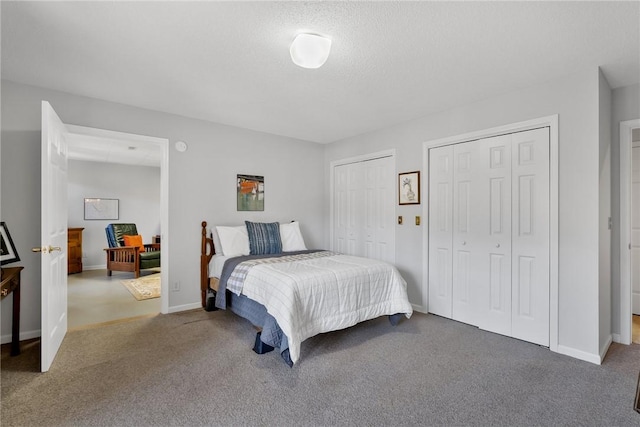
84, 198, 119, 220
399, 171, 420, 205
0, 222, 21, 265
237, 174, 264, 211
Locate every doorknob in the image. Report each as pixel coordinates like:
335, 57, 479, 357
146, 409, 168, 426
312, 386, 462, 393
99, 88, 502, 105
496, 243, 501, 248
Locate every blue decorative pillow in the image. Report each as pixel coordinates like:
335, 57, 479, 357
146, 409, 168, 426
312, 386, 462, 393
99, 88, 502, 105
245, 221, 282, 255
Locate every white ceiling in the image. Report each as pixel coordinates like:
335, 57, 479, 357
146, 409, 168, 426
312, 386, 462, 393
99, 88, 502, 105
65, 130, 162, 168
2, 1, 639, 153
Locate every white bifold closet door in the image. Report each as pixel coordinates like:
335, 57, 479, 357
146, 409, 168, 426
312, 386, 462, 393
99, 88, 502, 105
452, 141, 483, 325
428, 140, 487, 324
428, 128, 550, 346
428, 144, 454, 318
476, 134, 513, 337
334, 156, 395, 263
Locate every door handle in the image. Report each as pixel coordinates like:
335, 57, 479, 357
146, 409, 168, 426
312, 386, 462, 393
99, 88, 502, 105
32, 246, 62, 254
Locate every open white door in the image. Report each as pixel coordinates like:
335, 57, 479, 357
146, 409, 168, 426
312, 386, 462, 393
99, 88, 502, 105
39, 101, 69, 372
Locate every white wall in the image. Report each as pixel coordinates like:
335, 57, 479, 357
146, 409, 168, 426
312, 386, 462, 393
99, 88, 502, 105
67, 160, 161, 269
324, 68, 603, 361
598, 69, 612, 358
1, 72, 631, 363
610, 83, 640, 336
1, 80, 325, 341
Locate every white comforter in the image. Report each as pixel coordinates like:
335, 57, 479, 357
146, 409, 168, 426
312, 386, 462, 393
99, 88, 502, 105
230, 252, 413, 364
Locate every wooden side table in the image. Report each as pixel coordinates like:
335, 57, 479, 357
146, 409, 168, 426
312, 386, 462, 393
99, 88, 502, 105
1, 266, 23, 356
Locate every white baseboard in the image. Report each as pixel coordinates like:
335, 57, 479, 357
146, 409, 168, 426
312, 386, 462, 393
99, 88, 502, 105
612, 332, 632, 345
168, 302, 202, 313
411, 303, 426, 314
1, 329, 41, 345
83, 264, 106, 271
599, 335, 613, 362
556, 344, 601, 365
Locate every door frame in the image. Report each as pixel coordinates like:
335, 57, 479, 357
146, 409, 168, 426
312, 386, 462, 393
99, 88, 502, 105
66, 124, 170, 314
618, 118, 640, 345
422, 115, 559, 352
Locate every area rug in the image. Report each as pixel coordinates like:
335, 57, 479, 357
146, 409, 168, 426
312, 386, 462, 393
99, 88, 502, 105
120, 274, 161, 301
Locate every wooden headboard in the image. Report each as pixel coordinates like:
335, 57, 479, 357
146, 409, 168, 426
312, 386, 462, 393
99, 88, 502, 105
200, 221, 216, 308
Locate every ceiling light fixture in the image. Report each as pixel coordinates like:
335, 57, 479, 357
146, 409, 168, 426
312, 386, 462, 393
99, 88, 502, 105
289, 33, 332, 69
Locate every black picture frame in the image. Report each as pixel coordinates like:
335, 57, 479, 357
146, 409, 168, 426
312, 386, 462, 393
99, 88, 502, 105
399, 171, 421, 205
0, 222, 21, 265
237, 174, 265, 211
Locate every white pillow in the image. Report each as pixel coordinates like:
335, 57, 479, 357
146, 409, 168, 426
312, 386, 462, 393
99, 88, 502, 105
211, 227, 223, 255
280, 221, 307, 252
215, 225, 250, 257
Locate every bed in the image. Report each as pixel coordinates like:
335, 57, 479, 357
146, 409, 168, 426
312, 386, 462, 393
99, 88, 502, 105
200, 220, 413, 366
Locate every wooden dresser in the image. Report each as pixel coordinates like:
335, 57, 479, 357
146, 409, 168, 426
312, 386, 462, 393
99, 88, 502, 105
68, 227, 84, 274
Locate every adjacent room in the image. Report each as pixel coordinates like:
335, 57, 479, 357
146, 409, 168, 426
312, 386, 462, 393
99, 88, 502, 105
66, 131, 163, 329
1, 1, 639, 425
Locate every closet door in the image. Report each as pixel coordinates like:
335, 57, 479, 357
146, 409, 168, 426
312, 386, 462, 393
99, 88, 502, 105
510, 128, 550, 346
427, 128, 550, 346
451, 141, 480, 325
334, 163, 351, 254
333, 157, 395, 262
363, 157, 395, 263
428, 145, 454, 318
334, 163, 363, 255
476, 134, 513, 337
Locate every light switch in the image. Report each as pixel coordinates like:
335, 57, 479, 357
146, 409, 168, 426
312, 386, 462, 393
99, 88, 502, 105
415, 216, 421, 226
398, 216, 403, 225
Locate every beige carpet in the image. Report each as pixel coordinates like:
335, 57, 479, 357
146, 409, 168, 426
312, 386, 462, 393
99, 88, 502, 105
2, 311, 640, 426
120, 274, 161, 300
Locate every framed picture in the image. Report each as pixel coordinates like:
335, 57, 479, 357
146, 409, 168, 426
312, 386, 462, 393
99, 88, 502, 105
237, 174, 264, 211
0, 222, 21, 265
399, 171, 420, 205
84, 198, 119, 220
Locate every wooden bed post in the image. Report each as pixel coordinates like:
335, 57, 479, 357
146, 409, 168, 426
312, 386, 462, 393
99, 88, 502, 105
200, 221, 215, 308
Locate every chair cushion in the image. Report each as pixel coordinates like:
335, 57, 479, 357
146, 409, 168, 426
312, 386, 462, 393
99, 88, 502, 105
123, 234, 145, 252
140, 251, 161, 269
140, 251, 160, 261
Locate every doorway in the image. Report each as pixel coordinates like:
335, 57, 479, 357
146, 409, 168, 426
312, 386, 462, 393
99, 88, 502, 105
65, 125, 169, 329
619, 119, 640, 345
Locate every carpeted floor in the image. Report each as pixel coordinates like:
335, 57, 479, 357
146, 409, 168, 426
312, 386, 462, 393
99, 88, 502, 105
2, 310, 639, 426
